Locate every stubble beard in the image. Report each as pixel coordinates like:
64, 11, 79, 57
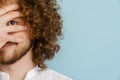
0, 42, 32, 65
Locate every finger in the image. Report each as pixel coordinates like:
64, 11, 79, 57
8, 36, 22, 43
5, 25, 27, 33
0, 4, 19, 16
0, 35, 22, 49
0, 34, 22, 48
0, 11, 23, 24
0, 25, 27, 34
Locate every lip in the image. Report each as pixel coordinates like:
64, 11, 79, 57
0, 42, 17, 50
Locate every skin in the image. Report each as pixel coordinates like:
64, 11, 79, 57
0, 0, 35, 80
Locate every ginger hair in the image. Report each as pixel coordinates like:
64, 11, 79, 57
0, 0, 62, 69
18, 0, 63, 69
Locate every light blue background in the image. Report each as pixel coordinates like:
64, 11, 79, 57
46, 0, 120, 80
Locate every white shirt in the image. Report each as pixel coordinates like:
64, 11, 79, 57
0, 65, 72, 80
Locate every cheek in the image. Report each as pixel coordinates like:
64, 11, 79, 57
12, 32, 30, 42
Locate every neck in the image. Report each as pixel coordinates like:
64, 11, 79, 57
0, 49, 36, 80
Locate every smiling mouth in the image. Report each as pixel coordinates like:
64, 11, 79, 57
0, 42, 17, 50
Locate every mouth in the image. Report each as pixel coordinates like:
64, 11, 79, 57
0, 42, 17, 50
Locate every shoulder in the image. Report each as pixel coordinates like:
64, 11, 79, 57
38, 68, 72, 80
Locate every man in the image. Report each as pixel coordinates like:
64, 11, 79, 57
0, 0, 72, 80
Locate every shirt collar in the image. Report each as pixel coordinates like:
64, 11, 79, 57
24, 65, 41, 80
0, 65, 41, 80
0, 71, 9, 80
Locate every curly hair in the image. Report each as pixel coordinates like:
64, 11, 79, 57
0, 0, 62, 69
17, 0, 63, 69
